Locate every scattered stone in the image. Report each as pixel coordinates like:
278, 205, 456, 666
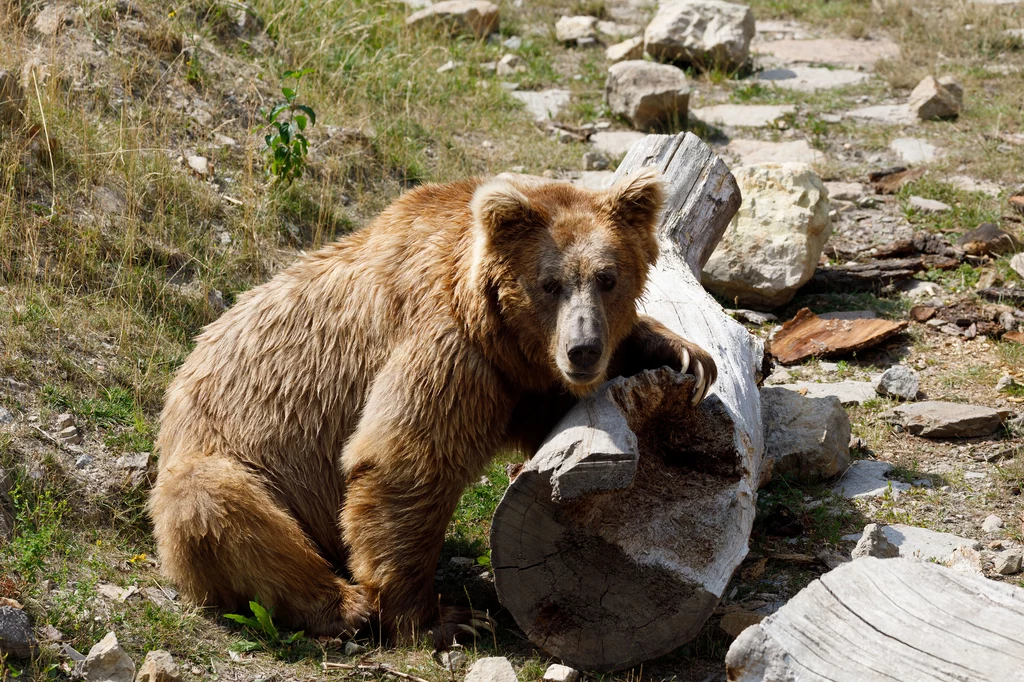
543, 664, 580, 682
503, 36, 522, 50
851, 523, 900, 559
436, 60, 458, 74
728, 309, 778, 325
873, 525, 981, 561
465, 657, 517, 682
779, 381, 877, 407
597, 21, 639, 42
572, 171, 615, 191
605, 60, 689, 131
581, 151, 609, 171
755, 37, 899, 69
136, 650, 181, 682
1010, 192, 1024, 217
890, 137, 938, 165
42, 624, 62, 642
884, 401, 1009, 438
956, 222, 1019, 257
75, 454, 93, 469
59, 425, 82, 444
589, 131, 645, 159
1010, 253, 1024, 279
496, 54, 524, 77
753, 65, 868, 93
56, 412, 74, 429
832, 460, 910, 499
187, 155, 211, 178
824, 181, 866, 202
762, 388, 851, 482
644, 0, 755, 71
846, 104, 916, 126
0, 71, 25, 125
908, 76, 962, 121
871, 166, 926, 194
948, 175, 1001, 197
982, 515, 1004, 533
895, 279, 942, 301
702, 163, 831, 309
719, 610, 764, 638
405, 1, 499, 39
770, 308, 908, 365
875, 365, 919, 401
0, 407, 14, 425
81, 632, 135, 682
725, 139, 823, 165
555, 15, 597, 45
510, 89, 571, 122
964, 471, 987, 481
997, 374, 1020, 393
993, 549, 1023, 575
440, 649, 467, 669
33, 4, 72, 36
946, 546, 984, 575
449, 556, 474, 568
691, 104, 795, 129
908, 196, 950, 214
344, 641, 366, 656
606, 36, 644, 62
0, 606, 35, 659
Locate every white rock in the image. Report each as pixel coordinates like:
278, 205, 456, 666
496, 54, 524, 76
503, 36, 521, 50
582, 150, 609, 170
894, 279, 942, 300
908, 76, 961, 120
845, 104, 916, 125
187, 155, 211, 178
725, 139, 824, 165
948, 175, 1001, 197
344, 641, 366, 656
1009, 252, 1024, 279
440, 649, 467, 669
875, 365, 919, 401
589, 130, 645, 159
691, 104, 795, 128
761, 388, 851, 482
754, 65, 869, 92
597, 21, 639, 41
644, 0, 755, 70
702, 163, 831, 309
754, 37, 900, 69
555, 15, 597, 44
824, 181, 866, 201
136, 650, 181, 682
0, 407, 13, 425
465, 657, 517, 682
82, 632, 135, 682
605, 36, 644, 63
572, 171, 616, 191
982, 515, 1004, 533
993, 549, 1023, 575
877, 525, 980, 562
852, 523, 900, 559
543, 664, 580, 682
908, 195, 950, 214
33, 4, 70, 36
510, 89, 571, 122
890, 137, 938, 164
605, 60, 690, 131
728, 309, 777, 325
779, 381, 877, 407
832, 460, 910, 499
405, 1, 499, 39
946, 546, 984, 575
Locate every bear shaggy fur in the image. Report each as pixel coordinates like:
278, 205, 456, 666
150, 169, 717, 643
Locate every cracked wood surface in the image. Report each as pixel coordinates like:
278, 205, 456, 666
490, 133, 765, 672
726, 557, 1024, 682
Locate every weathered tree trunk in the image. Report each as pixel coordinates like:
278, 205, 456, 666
490, 133, 765, 672
725, 557, 1024, 682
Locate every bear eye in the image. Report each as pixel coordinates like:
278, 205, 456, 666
542, 279, 562, 296
596, 272, 617, 291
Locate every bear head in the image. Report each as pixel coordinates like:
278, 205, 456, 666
470, 168, 664, 396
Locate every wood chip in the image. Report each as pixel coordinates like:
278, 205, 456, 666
910, 305, 936, 322
1004, 331, 1024, 344
871, 167, 926, 194
770, 308, 908, 365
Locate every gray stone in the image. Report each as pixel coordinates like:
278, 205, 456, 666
754, 65, 869, 92
543, 664, 580, 682
496, 54, 524, 77
187, 155, 211, 178
946, 546, 984, 575
582, 150, 609, 171
572, 171, 616, 191
503, 36, 522, 50
117, 452, 150, 470
56, 412, 74, 429
824, 181, 866, 202
725, 139, 824, 165
440, 649, 467, 669
852, 523, 900, 559
996, 374, 1019, 393
1009, 253, 1024, 280
555, 15, 597, 44
0, 606, 35, 659
702, 163, 831, 309
948, 175, 1001, 197
589, 130, 645, 159
890, 137, 938, 164
605, 60, 689, 131
982, 515, 1004, 533
596, 21, 639, 42
465, 657, 518, 682
779, 381, 877, 407
845, 104, 916, 125
875, 365, 919, 401
59, 425, 82, 444
691, 104, 795, 128
908, 195, 951, 214
511, 89, 571, 122
344, 641, 366, 656
879, 524, 981, 562
832, 460, 910, 499
0, 406, 13, 425
884, 401, 1008, 438
0, 70, 25, 125
894, 279, 942, 300
754, 37, 899, 69
449, 556, 474, 568
405, 1, 499, 39
136, 650, 181, 682
993, 549, 1023, 575
762, 387, 851, 482
81, 632, 135, 682
75, 454, 93, 469
644, 0, 755, 70
728, 309, 777, 325
606, 36, 644, 63
908, 76, 961, 120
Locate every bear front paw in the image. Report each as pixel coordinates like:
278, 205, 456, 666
430, 606, 495, 650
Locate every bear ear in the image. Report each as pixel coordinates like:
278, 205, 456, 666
603, 167, 665, 230
471, 178, 545, 253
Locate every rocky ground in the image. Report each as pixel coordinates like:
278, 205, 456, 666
0, 0, 1023, 680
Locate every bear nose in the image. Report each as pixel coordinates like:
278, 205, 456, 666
567, 342, 602, 370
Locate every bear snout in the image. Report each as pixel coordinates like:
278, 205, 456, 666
566, 340, 603, 372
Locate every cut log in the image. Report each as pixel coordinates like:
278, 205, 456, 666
725, 557, 1024, 682
490, 133, 764, 672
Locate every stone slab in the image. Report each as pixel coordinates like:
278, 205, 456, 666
832, 460, 911, 499
754, 38, 900, 69
589, 130, 645, 159
845, 104, 916, 125
510, 89, 571, 122
754, 65, 869, 92
890, 137, 938, 164
778, 381, 877, 406
692, 104, 795, 128
725, 139, 823, 165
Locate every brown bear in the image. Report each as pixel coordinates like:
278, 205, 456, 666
149, 168, 717, 645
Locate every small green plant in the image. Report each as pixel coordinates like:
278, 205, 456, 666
225, 599, 304, 652
261, 69, 317, 186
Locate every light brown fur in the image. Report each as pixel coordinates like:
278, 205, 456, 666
150, 170, 716, 642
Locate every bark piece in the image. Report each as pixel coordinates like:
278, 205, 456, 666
726, 558, 1024, 682
491, 132, 761, 672
870, 167, 925, 194
769, 308, 907, 365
